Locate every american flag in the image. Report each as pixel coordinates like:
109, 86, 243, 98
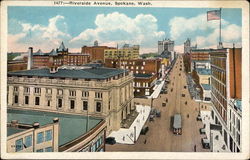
207, 10, 221, 21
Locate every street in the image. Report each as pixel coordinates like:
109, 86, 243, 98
106, 55, 210, 152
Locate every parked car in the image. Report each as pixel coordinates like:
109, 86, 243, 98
201, 138, 210, 149
140, 126, 149, 135
156, 110, 161, 117
149, 115, 154, 121
105, 137, 116, 145
162, 103, 166, 107
181, 94, 185, 97
184, 86, 187, 89
197, 115, 202, 121
199, 128, 206, 134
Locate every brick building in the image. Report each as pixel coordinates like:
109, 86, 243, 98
210, 47, 242, 152
104, 58, 161, 97
104, 44, 139, 60
190, 49, 211, 71
81, 41, 115, 63
8, 60, 27, 72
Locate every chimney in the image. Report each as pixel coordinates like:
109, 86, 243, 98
27, 47, 33, 70
33, 122, 40, 129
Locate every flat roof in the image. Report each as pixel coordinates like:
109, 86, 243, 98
201, 84, 211, 90
8, 67, 127, 80
173, 114, 181, 128
196, 68, 211, 75
134, 73, 153, 78
7, 127, 27, 136
7, 109, 102, 146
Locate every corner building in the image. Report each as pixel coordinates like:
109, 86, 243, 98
7, 66, 134, 135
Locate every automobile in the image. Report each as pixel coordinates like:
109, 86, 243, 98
199, 128, 206, 134
179, 73, 181, 76
156, 80, 161, 85
156, 110, 161, 117
181, 94, 185, 97
105, 137, 116, 145
149, 115, 154, 121
171, 88, 173, 92
197, 115, 202, 121
201, 138, 210, 149
184, 86, 187, 89
140, 126, 149, 135
162, 103, 166, 107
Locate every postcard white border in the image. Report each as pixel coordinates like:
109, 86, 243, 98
1, 0, 249, 159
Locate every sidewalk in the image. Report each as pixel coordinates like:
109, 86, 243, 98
108, 105, 151, 144
147, 80, 165, 99
200, 111, 230, 152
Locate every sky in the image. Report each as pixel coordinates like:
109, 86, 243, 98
8, 7, 242, 53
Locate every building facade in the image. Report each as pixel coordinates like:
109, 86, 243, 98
104, 58, 161, 97
7, 109, 107, 152
158, 38, 174, 54
7, 66, 134, 135
81, 44, 115, 63
210, 47, 242, 152
104, 44, 139, 60
7, 115, 59, 152
190, 49, 211, 71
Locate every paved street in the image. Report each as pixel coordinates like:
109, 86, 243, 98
106, 55, 210, 152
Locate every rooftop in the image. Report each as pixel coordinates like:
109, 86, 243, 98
201, 84, 211, 90
7, 109, 102, 146
134, 73, 153, 78
8, 67, 128, 80
7, 127, 27, 136
196, 68, 211, 75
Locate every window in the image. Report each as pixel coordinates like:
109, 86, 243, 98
57, 89, 63, 95
143, 62, 145, 65
58, 99, 62, 108
69, 90, 76, 96
24, 135, 32, 148
36, 149, 43, 152
15, 138, 23, 152
83, 101, 88, 110
24, 87, 30, 93
141, 66, 144, 70
25, 96, 29, 105
46, 88, 52, 94
82, 91, 89, 97
95, 92, 102, 98
45, 147, 53, 152
37, 132, 44, 144
14, 86, 18, 91
35, 97, 40, 105
70, 100, 75, 109
14, 95, 18, 104
45, 130, 52, 141
34, 88, 41, 93
96, 102, 101, 112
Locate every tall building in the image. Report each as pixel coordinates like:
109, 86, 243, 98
184, 38, 191, 54
210, 47, 242, 152
104, 58, 161, 97
190, 49, 211, 71
158, 38, 174, 54
81, 45, 115, 63
7, 66, 134, 135
104, 44, 139, 60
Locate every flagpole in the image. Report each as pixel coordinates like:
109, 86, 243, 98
219, 8, 222, 44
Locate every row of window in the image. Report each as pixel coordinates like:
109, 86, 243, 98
211, 94, 227, 123
14, 95, 102, 112
15, 87, 100, 98
211, 56, 226, 70
15, 130, 52, 152
36, 147, 53, 152
211, 66, 226, 84
111, 61, 145, 65
91, 136, 103, 152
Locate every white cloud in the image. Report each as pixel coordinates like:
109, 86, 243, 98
70, 12, 165, 51
169, 13, 241, 50
8, 15, 71, 52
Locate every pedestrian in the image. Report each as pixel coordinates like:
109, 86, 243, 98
194, 145, 196, 152
123, 136, 125, 141
144, 139, 147, 144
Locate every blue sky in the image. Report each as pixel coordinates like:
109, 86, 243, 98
8, 6, 242, 53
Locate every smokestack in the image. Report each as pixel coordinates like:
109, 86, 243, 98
27, 47, 33, 70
